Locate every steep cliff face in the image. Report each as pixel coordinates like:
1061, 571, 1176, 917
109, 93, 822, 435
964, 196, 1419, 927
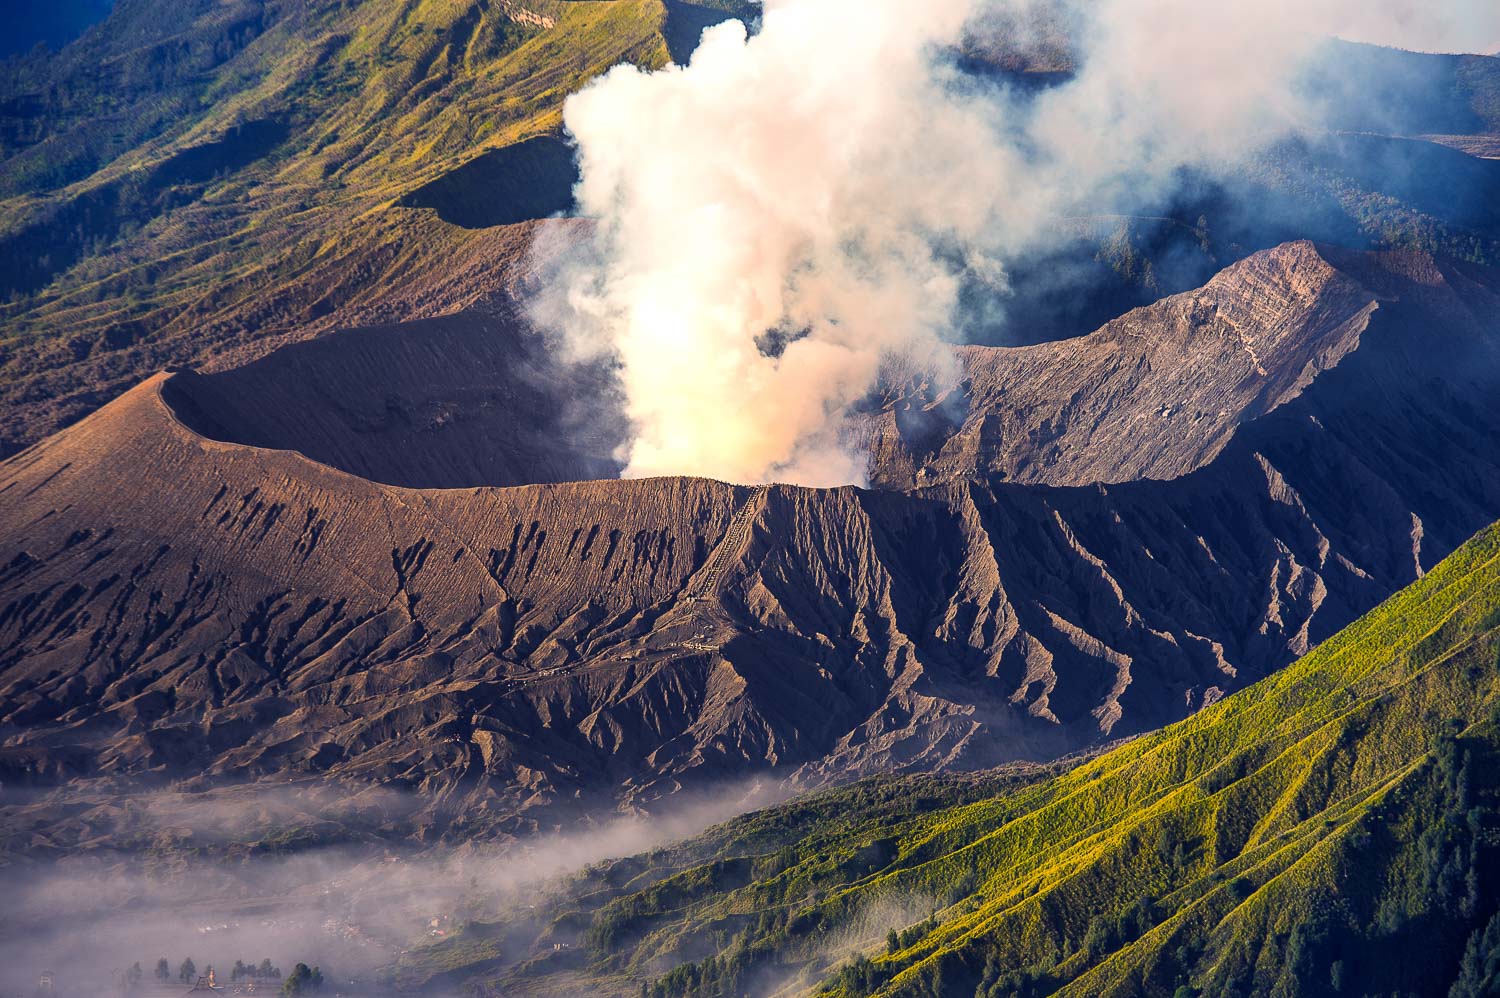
2, 242, 1499, 834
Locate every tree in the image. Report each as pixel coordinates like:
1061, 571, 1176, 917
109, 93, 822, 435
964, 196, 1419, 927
179, 959, 196, 984
155, 960, 170, 982
281, 964, 324, 997
127, 964, 143, 991
1082, 916, 1117, 960
1451, 910, 1500, 997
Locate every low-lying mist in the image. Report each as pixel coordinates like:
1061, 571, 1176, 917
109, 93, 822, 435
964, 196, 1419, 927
528, 0, 1500, 488
0, 778, 789, 998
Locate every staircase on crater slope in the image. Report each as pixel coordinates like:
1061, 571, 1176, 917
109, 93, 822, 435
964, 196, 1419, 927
686, 485, 767, 601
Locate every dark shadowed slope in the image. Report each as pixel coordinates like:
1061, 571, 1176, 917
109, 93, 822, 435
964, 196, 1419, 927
1, 0, 114, 58
161, 309, 624, 489
1, 243, 1499, 835
395, 135, 581, 229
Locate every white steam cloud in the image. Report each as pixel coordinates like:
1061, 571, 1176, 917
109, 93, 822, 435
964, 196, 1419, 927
533, 0, 1500, 487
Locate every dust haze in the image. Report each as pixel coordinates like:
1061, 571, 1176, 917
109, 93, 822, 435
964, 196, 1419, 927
529, 0, 1500, 487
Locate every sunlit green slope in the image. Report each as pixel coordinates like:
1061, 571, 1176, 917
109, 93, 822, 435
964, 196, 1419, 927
461, 519, 1500, 997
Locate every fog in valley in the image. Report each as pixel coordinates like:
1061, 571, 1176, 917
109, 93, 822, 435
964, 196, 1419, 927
0, 779, 788, 998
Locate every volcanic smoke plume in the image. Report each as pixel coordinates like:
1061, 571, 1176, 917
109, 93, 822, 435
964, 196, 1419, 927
531, 0, 1500, 488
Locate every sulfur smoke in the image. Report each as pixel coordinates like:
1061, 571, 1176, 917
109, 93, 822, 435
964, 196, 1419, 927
533, 0, 1500, 487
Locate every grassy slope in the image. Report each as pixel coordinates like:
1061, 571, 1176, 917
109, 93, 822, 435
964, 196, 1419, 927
462, 520, 1500, 997
0, 0, 699, 449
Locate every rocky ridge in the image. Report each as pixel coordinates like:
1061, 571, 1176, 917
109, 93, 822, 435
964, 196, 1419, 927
2, 242, 1499, 836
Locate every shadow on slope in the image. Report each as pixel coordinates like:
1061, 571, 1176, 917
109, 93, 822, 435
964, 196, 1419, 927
2, 0, 115, 58
397, 135, 580, 230
661, 1, 757, 66
162, 309, 624, 488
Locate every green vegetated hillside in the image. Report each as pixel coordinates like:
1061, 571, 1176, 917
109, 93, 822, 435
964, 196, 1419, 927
0, 0, 754, 451
447, 519, 1500, 998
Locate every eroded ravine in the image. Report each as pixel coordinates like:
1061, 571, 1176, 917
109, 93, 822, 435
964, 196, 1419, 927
3, 242, 1500, 836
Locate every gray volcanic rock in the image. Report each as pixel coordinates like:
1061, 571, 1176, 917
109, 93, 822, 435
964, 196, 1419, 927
863, 241, 1382, 489
2, 241, 1499, 838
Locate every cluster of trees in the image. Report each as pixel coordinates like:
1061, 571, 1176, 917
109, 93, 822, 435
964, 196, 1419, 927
829, 955, 891, 996
116, 962, 145, 994
886, 916, 938, 956
640, 951, 763, 998
974, 960, 1056, 998
229, 961, 282, 982
588, 858, 760, 956
1175, 727, 1500, 998
150, 958, 197, 985
279, 965, 324, 998
1078, 894, 1163, 962
142, 957, 295, 987
1452, 910, 1500, 997
641, 907, 805, 998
